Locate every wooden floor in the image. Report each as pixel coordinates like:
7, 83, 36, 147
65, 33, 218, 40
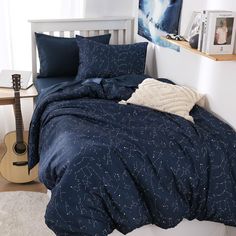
0, 174, 47, 193
0, 143, 47, 193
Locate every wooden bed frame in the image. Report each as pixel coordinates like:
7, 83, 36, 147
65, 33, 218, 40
29, 17, 134, 81
28, 17, 236, 236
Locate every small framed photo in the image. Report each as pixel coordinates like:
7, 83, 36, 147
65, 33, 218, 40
205, 12, 236, 54
184, 11, 202, 41
214, 17, 234, 45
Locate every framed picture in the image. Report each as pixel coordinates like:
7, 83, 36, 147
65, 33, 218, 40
184, 11, 202, 41
138, 0, 183, 51
205, 12, 236, 54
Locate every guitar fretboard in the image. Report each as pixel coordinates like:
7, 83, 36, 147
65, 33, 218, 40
14, 91, 24, 144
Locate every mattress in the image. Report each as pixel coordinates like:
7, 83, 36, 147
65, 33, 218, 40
110, 220, 236, 236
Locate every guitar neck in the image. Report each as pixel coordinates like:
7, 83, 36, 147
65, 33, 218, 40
14, 91, 24, 144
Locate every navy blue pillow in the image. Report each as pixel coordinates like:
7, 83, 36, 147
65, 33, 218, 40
75, 40, 148, 81
35, 33, 111, 77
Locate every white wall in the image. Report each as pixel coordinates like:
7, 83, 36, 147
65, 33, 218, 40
135, 0, 236, 130
84, 0, 136, 18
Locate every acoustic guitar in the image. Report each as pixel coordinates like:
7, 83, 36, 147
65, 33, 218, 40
0, 74, 38, 183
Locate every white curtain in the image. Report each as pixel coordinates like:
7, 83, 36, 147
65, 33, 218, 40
0, 0, 84, 142
0, 0, 84, 71
0, 0, 12, 70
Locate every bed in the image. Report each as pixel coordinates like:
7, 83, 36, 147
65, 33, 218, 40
28, 17, 236, 236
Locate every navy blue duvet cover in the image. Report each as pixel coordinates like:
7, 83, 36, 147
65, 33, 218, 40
28, 75, 236, 236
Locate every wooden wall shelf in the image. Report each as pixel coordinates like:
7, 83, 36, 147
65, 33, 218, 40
162, 37, 236, 61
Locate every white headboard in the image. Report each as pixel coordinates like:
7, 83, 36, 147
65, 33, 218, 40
29, 17, 134, 80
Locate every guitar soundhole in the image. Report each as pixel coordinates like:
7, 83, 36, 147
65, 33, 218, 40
14, 143, 27, 155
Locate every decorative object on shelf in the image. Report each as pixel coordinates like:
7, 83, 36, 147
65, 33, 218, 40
197, 10, 236, 54
184, 11, 202, 42
204, 11, 236, 54
0, 74, 38, 183
189, 34, 199, 49
166, 34, 186, 41
138, 0, 183, 51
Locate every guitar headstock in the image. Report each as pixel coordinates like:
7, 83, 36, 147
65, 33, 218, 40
12, 74, 21, 91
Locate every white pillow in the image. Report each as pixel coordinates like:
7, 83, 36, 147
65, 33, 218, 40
120, 78, 204, 123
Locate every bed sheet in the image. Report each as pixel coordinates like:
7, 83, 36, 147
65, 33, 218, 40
28, 76, 236, 236
35, 76, 75, 93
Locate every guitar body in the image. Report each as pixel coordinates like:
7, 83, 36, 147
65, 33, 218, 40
0, 130, 38, 183
0, 74, 38, 183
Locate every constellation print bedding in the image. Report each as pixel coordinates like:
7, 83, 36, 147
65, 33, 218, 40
28, 75, 236, 236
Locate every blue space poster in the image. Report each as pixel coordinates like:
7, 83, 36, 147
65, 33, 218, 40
138, 0, 183, 50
